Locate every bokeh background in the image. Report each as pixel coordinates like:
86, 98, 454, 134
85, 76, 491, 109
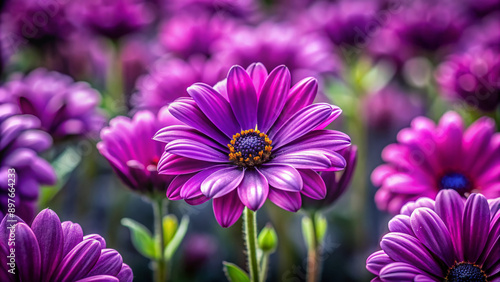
1, 0, 499, 281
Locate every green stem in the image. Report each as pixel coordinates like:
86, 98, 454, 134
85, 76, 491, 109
153, 198, 168, 282
259, 253, 270, 282
244, 208, 259, 282
105, 39, 125, 116
306, 213, 320, 282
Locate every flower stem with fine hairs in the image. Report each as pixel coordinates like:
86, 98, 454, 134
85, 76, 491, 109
306, 213, 321, 282
153, 198, 168, 282
244, 208, 260, 282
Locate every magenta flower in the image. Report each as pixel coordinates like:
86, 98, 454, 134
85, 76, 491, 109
302, 146, 357, 211
215, 23, 341, 83
165, 0, 257, 19
97, 107, 181, 195
132, 56, 226, 112
0, 102, 56, 221
154, 63, 350, 227
0, 69, 105, 141
367, 190, 500, 281
0, 209, 132, 282
372, 111, 500, 214
70, 0, 153, 39
436, 48, 500, 112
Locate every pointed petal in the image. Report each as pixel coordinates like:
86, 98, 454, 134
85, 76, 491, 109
180, 165, 227, 199
259, 164, 302, 192
227, 65, 258, 130
201, 167, 244, 198
246, 63, 268, 95
299, 169, 326, 200
366, 250, 393, 275
213, 190, 244, 228
167, 173, 196, 200
157, 152, 215, 174
273, 130, 351, 156
237, 169, 269, 211
435, 190, 464, 261
16, 223, 41, 282
257, 66, 291, 132
462, 193, 490, 262
268, 188, 302, 212
87, 249, 123, 277
53, 240, 101, 281
61, 221, 84, 256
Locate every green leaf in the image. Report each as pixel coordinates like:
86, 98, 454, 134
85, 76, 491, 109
315, 213, 328, 243
301, 216, 314, 250
223, 262, 250, 282
257, 223, 278, 253
121, 218, 157, 259
163, 215, 178, 246
164, 215, 189, 260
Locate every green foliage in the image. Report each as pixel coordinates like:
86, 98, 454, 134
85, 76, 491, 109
223, 262, 250, 282
121, 218, 157, 259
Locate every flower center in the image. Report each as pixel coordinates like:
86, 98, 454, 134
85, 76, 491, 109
227, 129, 272, 167
440, 172, 470, 195
445, 262, 487, 282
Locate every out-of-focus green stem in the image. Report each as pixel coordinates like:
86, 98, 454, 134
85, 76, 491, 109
305, 212, 321, 282
153, 198, 168, 282
259, 253, 270, 282
244, 208, 259, 282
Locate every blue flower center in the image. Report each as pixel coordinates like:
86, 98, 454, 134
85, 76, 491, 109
440, 172, 470, 194
227, 129, 272, 167
445, 262, 487, 282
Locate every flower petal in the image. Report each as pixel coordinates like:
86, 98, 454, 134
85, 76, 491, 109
462, 193, 490, 262
53, 239, 102, 281
31, 209, 64, 281
187, 83, 240, 137
388, 215, 414, 236
167, 173, 196, 200
299, 169, 326, 200
257, 66, 291, 132
268, 188, 302, 212
153, 125, 225, 151
366, 250, 393, 275
379, 262, 430, 281
410, 208, 454, 267
76, 276, 119, 282
272, 103, 341, 149
87, 249, 123, 277
180, 165, 228, 199
435, 190, 464, 261
270, 150, 345, 171
117, 264, 133, 282
237, 169, 269, 211
168, 98, 228, 145
273, 130, 351, 156
201, 167, 244, 198
259, 164, 302, 192
227, 65, 258, 130
61, 221, 84, 256
16, 223, 41, 282
381, 232, 444, 277
158, 152, 215, 174
213, 190, 244, 228
246, 63, 268, 95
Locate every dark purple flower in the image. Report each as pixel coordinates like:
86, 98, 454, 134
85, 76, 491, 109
367, 190, 500, 281
132, 56, 226, 112
0, 68, 106, 141
154, 63, 351, 227
182, 234, 217, 273
0, 102, 56, 221
215, 23, 341, 83
159, 11, 233, 60
372, 111, 500, 214
361, 86, 424, 131
0, 209, 133, 282
385, 0, 468, 53
1, 0, 74, 43
302, 146, 357, 211
461, 16, 500, 52
436, 47, 500, 112
70, 0, 153, 39
165, 0, 257, 19
461, 0, 500, 18
97, 107, 180, 195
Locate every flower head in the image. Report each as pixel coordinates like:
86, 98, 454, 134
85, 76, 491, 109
372, 111, 500, 214
154, 63, 350, 227
367, 189, 500, 281
70, 0, 153, 39
97, 107, 180, 195
436, 48, 500, 112
0, 102, 56, 221
0, 68, 106, 141
0, 209, 133, 281
132, 56, 226, 112
302, 146, 357, 211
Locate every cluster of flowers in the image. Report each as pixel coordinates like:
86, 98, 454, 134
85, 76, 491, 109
0, 0, 499, 280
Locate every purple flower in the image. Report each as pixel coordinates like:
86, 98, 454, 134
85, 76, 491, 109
1, 0, 74, 43
98, 107, 181, 195
436, 48, 500, 112
215, 23, 341, 83
154, 63, 351, 227
0, 102, 56, 221
159, 11, 233, 60
361, 86, 424, 131
120, 37, 159, 95
367, 189, 500, 281
132, 56, 226, 112
302, 146, 357, 211
70, 0, 153, 39
165, 0, 257, 19
0, 68, 106, 141
0, 209, 133, 282
372, 111, 500, 214
182, 234, 217, 273
385, 0, 467, 53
